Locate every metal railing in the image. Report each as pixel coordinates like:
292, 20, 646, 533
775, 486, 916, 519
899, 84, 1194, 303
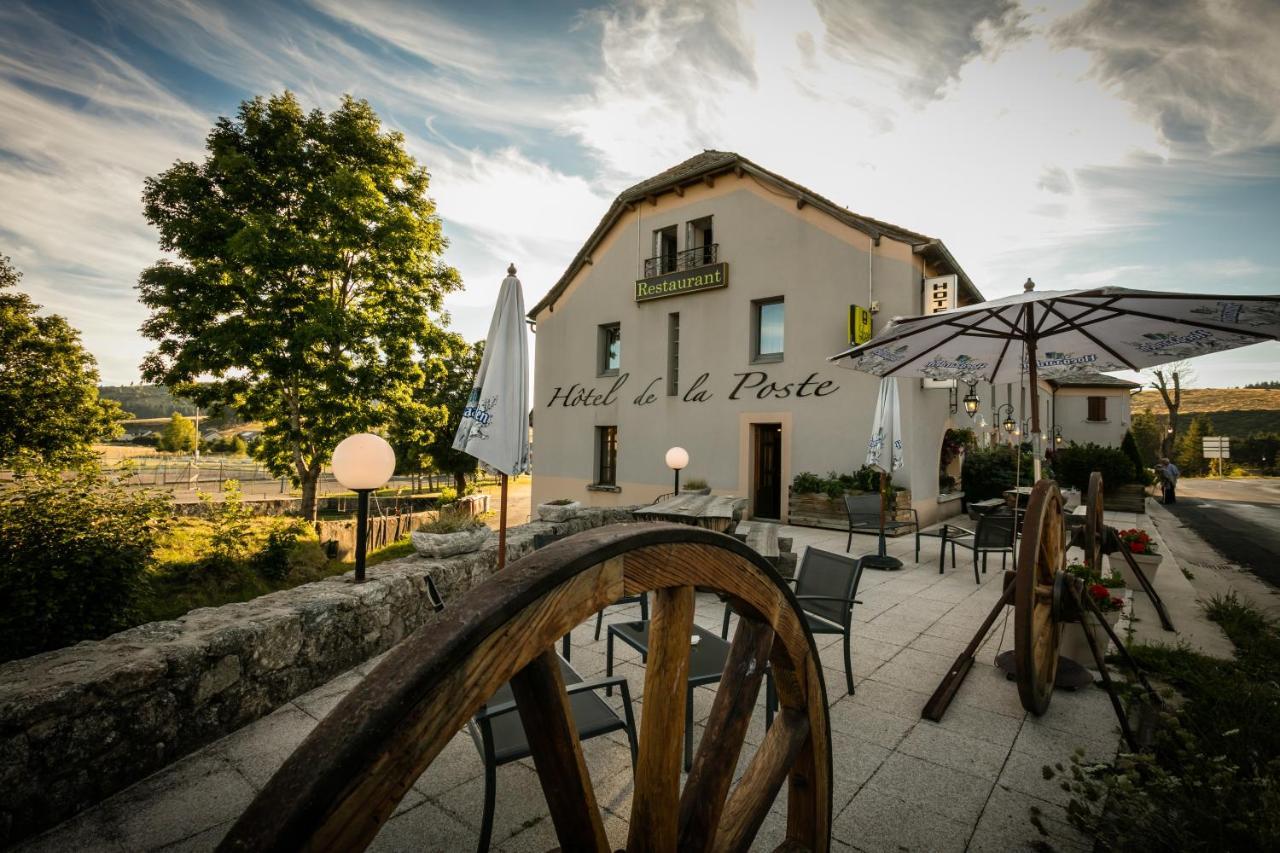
642, 243, 718, 278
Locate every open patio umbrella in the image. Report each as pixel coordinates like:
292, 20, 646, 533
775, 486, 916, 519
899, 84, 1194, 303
865, 377, 905, 569
453, 263, 530, 568
832, 282, 1280, 477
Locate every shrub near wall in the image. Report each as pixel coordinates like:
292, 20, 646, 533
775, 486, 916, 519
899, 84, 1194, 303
1053, 443, 1136, 492
0, 467, 171, 663
961, 446, 1039, 501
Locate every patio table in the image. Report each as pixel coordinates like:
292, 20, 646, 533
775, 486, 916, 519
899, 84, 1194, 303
605, 620, 775, 770
634, 494, 747, 534
919, 524, 974, 574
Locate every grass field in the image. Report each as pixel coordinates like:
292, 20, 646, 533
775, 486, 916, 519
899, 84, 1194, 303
1131, 388, 1280, 437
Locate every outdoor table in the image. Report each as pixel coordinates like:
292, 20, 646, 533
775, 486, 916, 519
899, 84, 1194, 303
1003, 487, 1033, 507
967, 498, 1005, 520
634, 493, 747, 534
605, 620, 775, 770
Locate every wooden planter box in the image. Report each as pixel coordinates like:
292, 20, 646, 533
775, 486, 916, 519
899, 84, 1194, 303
787, 488, 914, 532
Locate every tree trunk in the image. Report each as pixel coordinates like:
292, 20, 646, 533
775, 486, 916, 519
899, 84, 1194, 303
453, 470, 467, 495
300, 472, 320, 521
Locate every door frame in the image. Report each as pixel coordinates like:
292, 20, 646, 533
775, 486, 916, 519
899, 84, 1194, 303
738, 413, 792, 522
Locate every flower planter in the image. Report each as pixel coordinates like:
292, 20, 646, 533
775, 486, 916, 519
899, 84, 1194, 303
787, 488, 913, 532
536, 500, 581, 523
410, 526, 491, 558
1116, 551, 1163, 587
1060, 608, 1122, 664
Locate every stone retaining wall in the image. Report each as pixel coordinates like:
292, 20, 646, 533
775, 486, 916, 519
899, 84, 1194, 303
0, 507, 638, 847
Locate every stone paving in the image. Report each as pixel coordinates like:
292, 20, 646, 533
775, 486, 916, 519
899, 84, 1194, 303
19, 513, 1153, 853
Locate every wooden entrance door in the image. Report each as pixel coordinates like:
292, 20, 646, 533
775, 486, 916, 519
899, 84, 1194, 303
753, 423, 783, 520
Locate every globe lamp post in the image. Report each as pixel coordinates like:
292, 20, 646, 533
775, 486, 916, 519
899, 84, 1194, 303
332, 433, 396, 583
665, 446, 689, 495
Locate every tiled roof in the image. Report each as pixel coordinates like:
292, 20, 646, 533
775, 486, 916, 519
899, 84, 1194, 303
1049, 373, 1142, 389
528, 151, 979, 318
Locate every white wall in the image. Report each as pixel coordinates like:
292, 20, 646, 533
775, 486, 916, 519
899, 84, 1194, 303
531, 174, 965, 525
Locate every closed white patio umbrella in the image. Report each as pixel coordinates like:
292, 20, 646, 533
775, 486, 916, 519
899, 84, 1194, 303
453, 264, 530, 568
865, 377, 905, 569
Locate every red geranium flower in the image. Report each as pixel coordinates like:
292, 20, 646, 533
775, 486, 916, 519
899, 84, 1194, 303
1089, 583, 1109, 600
1129, 541, 1144, 553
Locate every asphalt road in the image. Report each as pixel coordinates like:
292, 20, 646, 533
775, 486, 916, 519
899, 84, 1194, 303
1162, 478, 1280, 589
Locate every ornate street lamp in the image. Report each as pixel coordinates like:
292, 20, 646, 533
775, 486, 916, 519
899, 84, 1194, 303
1053, 425, 1064, 446
331, 433, 396, 583
665, 446, 689, 495
995, 403, 1016, 434
963, 383, 980, 417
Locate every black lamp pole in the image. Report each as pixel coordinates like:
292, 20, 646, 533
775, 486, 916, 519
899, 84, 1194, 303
354, 488, 371, 583
674, 468, 680, 495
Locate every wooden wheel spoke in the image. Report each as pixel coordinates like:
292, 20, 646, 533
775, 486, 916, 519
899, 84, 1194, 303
627, 585, 696, 853
678, 615, 775, 852
712, 708, 812, 852
509, 649, 609, 851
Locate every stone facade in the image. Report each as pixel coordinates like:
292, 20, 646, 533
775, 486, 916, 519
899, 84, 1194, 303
0, 508, 637, 847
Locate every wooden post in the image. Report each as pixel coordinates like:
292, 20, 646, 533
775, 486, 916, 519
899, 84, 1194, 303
497, 472, 509, 570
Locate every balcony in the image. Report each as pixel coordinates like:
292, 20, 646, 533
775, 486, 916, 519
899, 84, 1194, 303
642, 243, 718, 278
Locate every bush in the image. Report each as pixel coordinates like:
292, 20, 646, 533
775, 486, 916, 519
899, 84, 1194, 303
682, 477, 709, 491
437, 485, 458, 504
250, 518, 311, 581
1043, 594, 1280, 851
0, 465, 171, 662
960, 445, 1037, 500
417, 511, 485, 534
1052, 442, 1136, 491
791, 466, 880, 498
1121, 430, 1151, 485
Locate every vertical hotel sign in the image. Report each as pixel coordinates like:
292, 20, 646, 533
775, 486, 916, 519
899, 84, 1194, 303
922, 275, 958, 389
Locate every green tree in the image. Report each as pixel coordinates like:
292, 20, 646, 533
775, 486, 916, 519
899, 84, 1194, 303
1120, 430, 1150, 484
1175, 414, 1214, 476
0, 254, 124, 467
137, 93, 461, 519
1130, 408, 1163, 469
389, 334, 481, 493
157, 411, 197, 453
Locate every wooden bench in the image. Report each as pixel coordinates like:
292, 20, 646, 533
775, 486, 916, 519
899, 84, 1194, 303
733, 521, 796, 576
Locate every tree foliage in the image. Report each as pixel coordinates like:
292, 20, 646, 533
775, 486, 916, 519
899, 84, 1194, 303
137, 93, 461, 518
158, 411, 197, 453
0, 254, 124, 467
390, 334, 482, 492
1120, 430, 1151, 484
1176, 414, 1214, 476
0, 465, 171, 662
1130, 407, 1164, 469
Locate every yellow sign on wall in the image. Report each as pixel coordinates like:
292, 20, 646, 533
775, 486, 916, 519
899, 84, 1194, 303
849, 305, 872, 344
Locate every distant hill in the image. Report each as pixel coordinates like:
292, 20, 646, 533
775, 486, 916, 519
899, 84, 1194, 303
1131, 388, 1280, 437
99, 384, 239, 426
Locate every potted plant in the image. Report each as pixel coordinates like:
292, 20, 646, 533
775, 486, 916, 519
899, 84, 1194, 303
411, 512, 491, 558
536, 498, 581, 523
1115, 527, 1163, 584
1060, 565, 1126, 663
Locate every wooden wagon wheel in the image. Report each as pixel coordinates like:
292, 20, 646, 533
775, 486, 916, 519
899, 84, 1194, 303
1082, 471, 1105, 575
218, 523, 831, 853
1013, 480, 1068, 715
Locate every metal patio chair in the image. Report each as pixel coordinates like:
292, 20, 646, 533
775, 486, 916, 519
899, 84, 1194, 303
945, 511, 1017, 583
843, 493, 920, 562
721, 547, 867, 695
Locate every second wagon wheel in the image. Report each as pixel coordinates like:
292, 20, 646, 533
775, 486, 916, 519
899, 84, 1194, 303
217, 522, 832, 853
1013, 480, 1069, 715
1082, 471, 1105, 575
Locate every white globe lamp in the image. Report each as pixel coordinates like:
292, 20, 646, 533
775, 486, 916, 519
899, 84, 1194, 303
665, 446, 689, 495
331, 433, 396, 582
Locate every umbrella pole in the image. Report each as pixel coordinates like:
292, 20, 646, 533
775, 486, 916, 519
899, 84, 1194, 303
1025, 311, 1043, 483
498, 473, 508, 570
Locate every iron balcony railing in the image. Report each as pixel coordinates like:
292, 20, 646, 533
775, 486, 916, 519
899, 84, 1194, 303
642, 243, 718, 278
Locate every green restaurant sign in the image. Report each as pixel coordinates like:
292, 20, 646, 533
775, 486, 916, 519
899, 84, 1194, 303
635, 262, 728, 302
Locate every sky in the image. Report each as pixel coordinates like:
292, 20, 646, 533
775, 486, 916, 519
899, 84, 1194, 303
1, 0, 1278, 388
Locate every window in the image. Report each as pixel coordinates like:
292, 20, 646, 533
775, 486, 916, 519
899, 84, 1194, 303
598, 323, 620, 375
752, 297, 784, 362
595, 426, 618, 486
1087, 396, 1107, 422
667, 312, 680, 396
687, 216, 714, 267
654, 226, 677, 274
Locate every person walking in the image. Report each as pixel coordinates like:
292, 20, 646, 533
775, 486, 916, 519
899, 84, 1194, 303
1158, 457, 1180, 504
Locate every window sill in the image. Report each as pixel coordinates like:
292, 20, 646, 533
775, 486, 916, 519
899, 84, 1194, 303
751, 353, 783, 365
598, 370, 620, 378
1085, 420, 1110, 424
587, 484, 621, 493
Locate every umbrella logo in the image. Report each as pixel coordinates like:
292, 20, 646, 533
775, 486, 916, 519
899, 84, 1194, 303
1132, 329, 1216, 355
922, 354, 988, 380
461, 391, 499, 440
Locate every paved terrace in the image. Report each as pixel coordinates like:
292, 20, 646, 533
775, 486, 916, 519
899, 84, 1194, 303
22, 512, 1165, 853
